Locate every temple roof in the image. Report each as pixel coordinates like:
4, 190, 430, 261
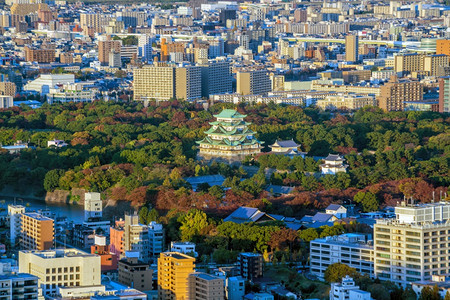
213, 109, 247, 119
271, 140, 300, 148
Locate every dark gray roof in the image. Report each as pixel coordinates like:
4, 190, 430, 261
311, 212, 334, 222
273, 140, 300, 148
326, 204, 344, 211
224, 207, 266, 224
266, 185, 294, 195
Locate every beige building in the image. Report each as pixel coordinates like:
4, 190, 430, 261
237, 70, 271, 95
158, 252, 195, 300
80, 13, 110, 33
395, 53, 449, 76
18, 249, 101, 296
311, 81, 381, 96
21, 212, 54, 251
377, 76, 423, 111
423, 54, 449, 77
118, 256, 153, 291
98, 39, 121, 65
188, 273, 224, 300
176, 66, 201, 101
345, 34, 359, 62
316, 94, 376, 111
124, 213, 149, 262
133, 63, 175, 101
374, 202, 450, 286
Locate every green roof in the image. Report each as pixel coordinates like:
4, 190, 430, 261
213, 109, 247, 119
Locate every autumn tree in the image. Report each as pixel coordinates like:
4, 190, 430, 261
419, 285, 442, 300
324, 263, 358, 283
268, 228, 298, 251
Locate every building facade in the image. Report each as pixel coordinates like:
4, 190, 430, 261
21, 212, 54, 251
377, 76, 423, 111
237, 70, 271, 95
133, 63, 175, 101
188, 273, 224, 300
238, 253, 263, 280
118, 255, 153, 291
438, 76, 450, 113
158, 252, 195, 300
345, 34, 359, 62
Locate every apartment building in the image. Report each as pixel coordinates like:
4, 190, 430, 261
98, 40, 122, 65
374, 202, 450, 286
310, 233, 374, 279
147, 222, 164, 257
110, 219, 125, 257
345, 34, 359, 62
0, 273, 39, 300
423, 54, 449, 77
226, 277, 245, 300
188, 273, 224, 300
8, 205, 25, 244
237, 70, 271, 95
395, 53, 449, 76
0, 82, 16, 97
24, 47, 55, 63
21, 212, 54, 251
310, 81, 381, 96
436, 39, 450, 56
158, 252, 195, 300
80, 13, 110, 33
238, 253, 263, 280
118, 255, 153, 291
175, 66, 201, 101
18, 249, 101, 296
123, 213, 149, 262
438, 76, 450, 113
316, 94, 376, 111
199, 60, 232, 98
133, 63, 175, 101
377, 76, 423, 111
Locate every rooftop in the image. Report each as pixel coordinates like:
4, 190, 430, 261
23, 212, 53, 221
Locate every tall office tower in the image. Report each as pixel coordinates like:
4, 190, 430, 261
158, 252, 195, 300
138, 34, 152, 61
208, 39, 224, 58
236, 70, 272, 95
116, 11, 147, 28
238, 253, 263, 280
374, 202, 450, 286
133, 63, 176, 101
19, 249, 101, 296
439, 76, 450, 113
80, 13, 110, 33
188, 273, 224, 300
118, 253, 153, 291
124, 213, 149, 262
345, 34, 359, 62
377, 76, 423, 111
199, 60, 232, 98
8, 205, 25, 244
176, 65, 201, 101
98, 39, 122, 65
84, 192, 102, 221
21, 212, 54, 251
148, 221, 164, 257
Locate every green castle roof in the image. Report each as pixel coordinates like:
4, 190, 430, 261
213, 109, 247, 119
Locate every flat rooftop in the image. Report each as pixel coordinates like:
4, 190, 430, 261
21, 249, 96, 259
23, 212, 53, 221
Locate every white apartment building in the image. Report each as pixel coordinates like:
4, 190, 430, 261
310, 233, 374, 279
148, 221, 164, 257
18, 249, 101, 296
8, 205, 25, 244
374, 202, 450, 286
171, 242, 197, 257
0, 96, 13, 109
47, 84, 96, 104
330, 276, 371, 300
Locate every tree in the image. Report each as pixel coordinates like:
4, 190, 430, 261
268, 228, 298, 251
444, 290, 450, 300
298, 228, 318, 242
324, 263, 358, 283
179, 209, 211, 242
320, 225, 344, 238
138, 206, 149, 224
419, 285, 442, 300
147, 208, 159, 223
353, 191, 378, 212
43, 169, 64, 191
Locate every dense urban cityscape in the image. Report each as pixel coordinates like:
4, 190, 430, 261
0, 0, 449, 299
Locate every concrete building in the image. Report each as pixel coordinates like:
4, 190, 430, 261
0, 273, 39, 300
18, 249, 101, 296
110, 220, 125, 257
237, 70, 271, 95
320, 154, 348, 175
47, 84, 96, 104
148, 221, 164, 258
175, 65, 201, 101
345, 34, 359, 62
118, 253, 153, 291
394, 53, 449, 76
0, 82, 17, 97
7, 205, 25, 244
123, 213, 149, 262
23, 74, 75, 95
423, 55, 449, 77
316, 94, 376, 111
436, 40, 450, 56
377, 76, 423, 111
199, 60, 232, 98
330, 276, 371, 300
374, 202, 450, 286
238, 253, 263, 280
226, 276, 245, 300
21, 212, 54, 251
109, 50, 121, 68
24, 46, 55, 63
188, 273, 224, 300
310, 233, 374, 280
84, 192, 102, 222
170, 242, 196, 256
133, 63, 175, 101
0, 96, 13, 109
98, 40, 122, 65
158, 252, 195, 300
438, 76, 450, 113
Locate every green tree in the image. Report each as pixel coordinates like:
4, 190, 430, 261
324, 263, 358, 283
444, 290, 450, 300
147, 208, 159, 223
298, 228, 319, 242
138, 207, 149, 224
179, 209, 210, 241
353, 191, 379, 212
43, 169, 64, 191
419, 285, 442, 300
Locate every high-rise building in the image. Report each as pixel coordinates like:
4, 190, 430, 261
138, 34, 152, 61
237, 70, 271, 95
158, 252, 195, 300
109, 50, 121, 68
226, 277, 245, 300
238, 253, 263, 280
175, 65, 201, 101
133, 63, 175, 101
21, 212, 54, 251
423, 54, 449, 77
110, 219, 125, 257
80, 13, 110, 33
377, 76, 423, 111
188, 273, 224, 300
118, 254, 153, 291
84, 192, 102, 222
19, 249, 101, 296
98, 39, 122, 65
148, 221, 164, 257
438, 76, 450, 113
374, 202, 450, 286
24, 46, 55, 63
199, 60, 232, 98
124, 213, 149, 262
8, 205, 25, 244
345, 34, 359, 62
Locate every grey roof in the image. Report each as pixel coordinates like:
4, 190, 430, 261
324, 154, 345, 161
273, 140, 300, 148
300, 215, 314, 223
184, 174, 225, 190
311, 212, 334, 223
266, 185, 294, 195
224, 207, 267, 224
326, 204, 344, 211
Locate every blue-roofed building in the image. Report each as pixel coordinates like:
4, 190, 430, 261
184, 174, 225, 191
265, 185, 294, 196
223, 207, 275, 224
